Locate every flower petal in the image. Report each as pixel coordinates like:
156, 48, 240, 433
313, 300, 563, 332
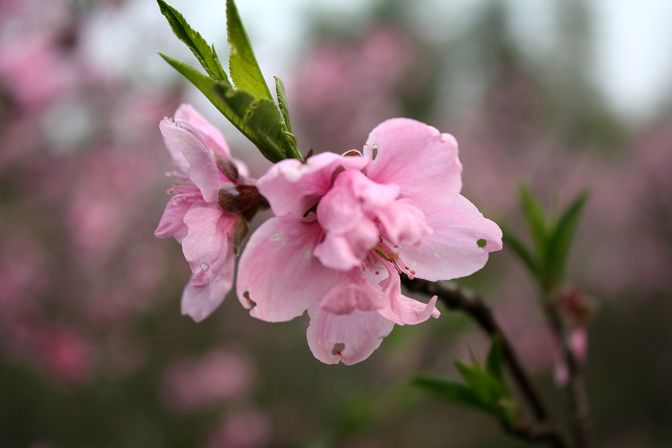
314, 218, 378, 271
181, 204, 233, 266
306, 306, 394, 365
236, 217, 346, 322
400, 195, 503, 281
175, 103, 230, 158
181, 251, 235, 322
384, 294, 440, 325
154, 194, 191, 240
377, 264, 440, 325
376, 198, 432, 246
160, 118, 223, 203
320, 271, 386, 315
257, 152, 368, 218
316, 173, 363, 234
364, 118, 462, 215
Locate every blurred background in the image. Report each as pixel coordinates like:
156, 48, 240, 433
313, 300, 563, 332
1, 0, 671, 446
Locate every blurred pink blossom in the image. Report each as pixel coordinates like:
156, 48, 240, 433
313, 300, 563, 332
8, 320, 91, 385
554, 328, 588, 386
162, 350, 254, 412
292, 27, 417, 150
0, 232, 50, 314
40, 326, 92, 384
67, 144, 160, 266
0, 36, 76, 112
204, 408, 271, 448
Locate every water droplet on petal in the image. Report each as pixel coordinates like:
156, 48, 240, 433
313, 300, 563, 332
200, 263, 210, 273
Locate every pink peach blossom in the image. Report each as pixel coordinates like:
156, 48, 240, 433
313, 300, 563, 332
237, 118, 502, 365
155, 104, 251, 322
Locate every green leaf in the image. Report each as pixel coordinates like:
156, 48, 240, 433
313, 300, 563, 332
456, 356, 510, 404
502, 229, 540, 280
274, 76, 293, 132
455, 359, 498, 403
486, 336, 505, 381
518, 185, 548, 256
160, 54, 291, 162
413, 377, 492, 414
226, 0, 273, 101
415, 368, 517, 426
274, 76, 298, 152
545, 191, 589, 285
496, 397, 517, 426
157, 0, 228, 82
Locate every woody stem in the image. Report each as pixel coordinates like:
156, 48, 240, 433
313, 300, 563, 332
543, 300, 591, 448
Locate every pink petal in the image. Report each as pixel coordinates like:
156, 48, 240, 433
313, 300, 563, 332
181, 204, 234, 267
181, 251, 235, 322
314, 218, 378, 271
154, 194, 191, 239
159, 118, 189, 171
399, 195, 503, 281
316, 174, 364, 234
306, 306, 394, 365
313, 171, 384, 270
364, 118, 462, 215
160, 118, 224, 203
342, 169, 400, 211
382, 294, 440, 325
236, 218, 347, 322
233, 158, 250, 179
316, 170, 400, 232
376, 198, 432, 246
378, 264, 440, 325
257, 152, 368, 218
319, 271, 386, 315
175, 103, 231, 158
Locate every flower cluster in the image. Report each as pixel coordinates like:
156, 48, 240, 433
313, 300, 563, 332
156, 105, 502, 364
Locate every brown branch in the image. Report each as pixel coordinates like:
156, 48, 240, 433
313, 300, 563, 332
544, 302, 591, 448
403, 278, 569, 448
503, 422, 567, 447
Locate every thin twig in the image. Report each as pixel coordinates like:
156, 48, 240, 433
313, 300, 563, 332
503, 422, 567, 447
403, 278, 569, 448
544, 302, 591, 448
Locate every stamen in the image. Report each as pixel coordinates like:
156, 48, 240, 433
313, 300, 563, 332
374, 246, 398, 262
374, 238, 416, 279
